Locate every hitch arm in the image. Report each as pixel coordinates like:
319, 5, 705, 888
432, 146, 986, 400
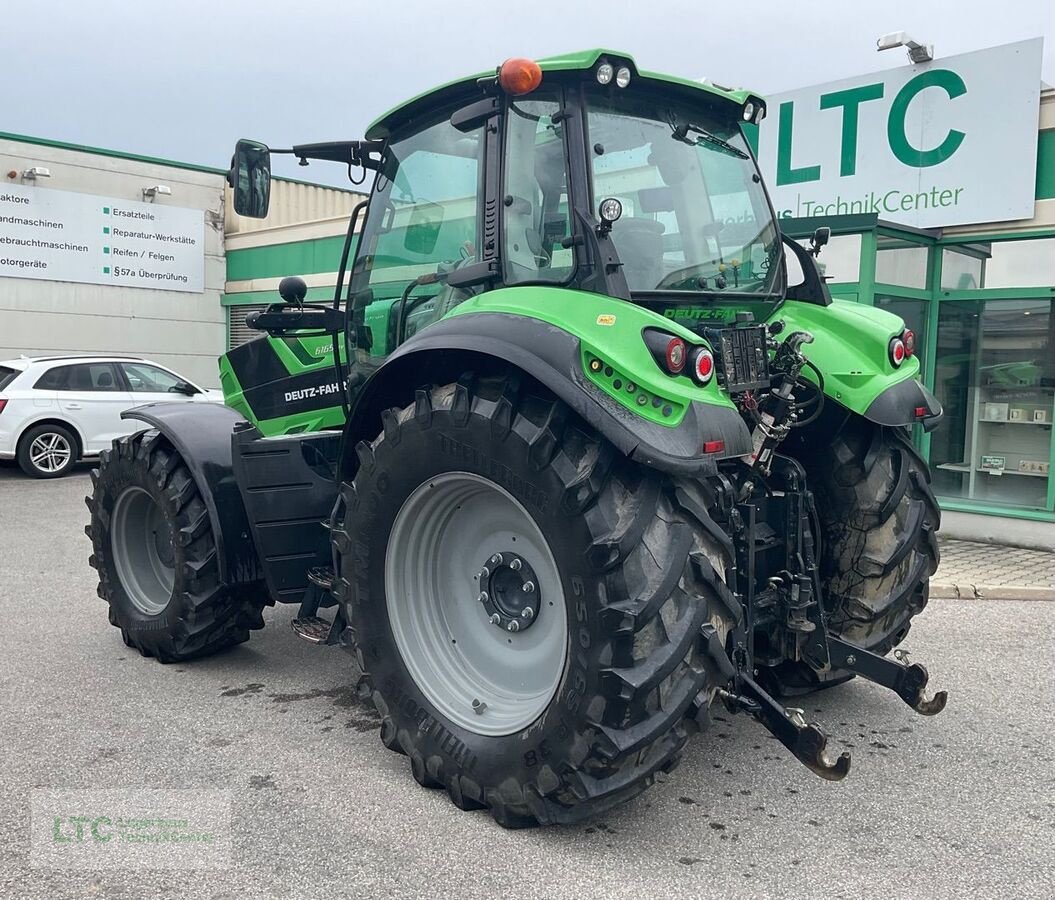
827, 637, 948, 716
726, 674, 851, 781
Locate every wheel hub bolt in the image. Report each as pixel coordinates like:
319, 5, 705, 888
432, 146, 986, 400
521, 608, 533, 619
507, 620, 520, 633
510, 558, 522, 571
489, 613, 501, 625
522, 581, 535, 593
479, 566, 490, 580
490, 553, 504, 566
478, 591, 489, 604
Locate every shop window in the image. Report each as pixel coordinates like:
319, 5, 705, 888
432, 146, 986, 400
981, 238, 1055, 289
875, 239, 928, 289
796, 234, 861, 284
941, 249, 984, 290
931, 298, 1054, 511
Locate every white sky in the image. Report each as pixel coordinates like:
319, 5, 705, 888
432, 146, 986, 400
3, 0, 1053, 184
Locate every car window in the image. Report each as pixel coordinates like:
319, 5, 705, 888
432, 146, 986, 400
0, 366, 20, 390
35, 363, 123, 392
121, 363, 187, 393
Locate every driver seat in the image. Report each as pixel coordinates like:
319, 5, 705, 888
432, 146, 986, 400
611, 218, 665, 291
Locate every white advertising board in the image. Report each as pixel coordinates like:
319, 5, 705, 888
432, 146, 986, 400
0, 183, 204, 292
755, 39, 1044, 228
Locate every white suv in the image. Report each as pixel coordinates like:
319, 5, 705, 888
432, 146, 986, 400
0, 356, 223, 478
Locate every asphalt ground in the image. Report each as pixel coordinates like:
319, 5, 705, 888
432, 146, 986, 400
1, 461, 1053, 900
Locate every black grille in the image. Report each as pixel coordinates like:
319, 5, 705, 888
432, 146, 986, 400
716, 325, 770, 393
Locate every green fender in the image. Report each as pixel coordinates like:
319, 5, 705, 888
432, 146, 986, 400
344, 285, 754, 476
774, 299, 941, 429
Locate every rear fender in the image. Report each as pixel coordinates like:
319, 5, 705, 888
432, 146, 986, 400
342, 290, 754, 479
121, 403, 264, 587
776, 298, 942, 430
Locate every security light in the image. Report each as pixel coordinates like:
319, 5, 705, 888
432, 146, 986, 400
21, 167, 51, 180
142, 184, 172, 199
877, 31, 934, 64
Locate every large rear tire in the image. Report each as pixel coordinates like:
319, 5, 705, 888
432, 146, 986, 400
332, 374, 736, 827
87, 428, 268, 662
774, 416, 940, 694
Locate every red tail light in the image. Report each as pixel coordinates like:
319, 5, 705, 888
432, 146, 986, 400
692, 347, 715, 385
0, 398, 7, 415
665, 337, 686, 374
703, 439, 725, 454
902, 329, 916, 357
889, 337, 906, 368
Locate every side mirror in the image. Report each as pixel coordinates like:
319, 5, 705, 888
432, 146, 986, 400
808, 226, 831, 257
172, 380, 198, 396
229, 139, 272, 218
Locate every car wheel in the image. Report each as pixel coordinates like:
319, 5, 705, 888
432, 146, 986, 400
17, 423, 78, 478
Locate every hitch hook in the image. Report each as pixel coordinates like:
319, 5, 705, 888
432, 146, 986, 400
828, 637, 947, 717
723, 679, 851, 782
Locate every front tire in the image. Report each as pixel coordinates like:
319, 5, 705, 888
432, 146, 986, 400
332, 375, 735, 827
87, 429, 268, 662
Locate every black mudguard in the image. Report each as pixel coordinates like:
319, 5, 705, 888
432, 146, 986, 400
122, 403, 264, 588
343, 312, 753, 478
864, 377, 943, 433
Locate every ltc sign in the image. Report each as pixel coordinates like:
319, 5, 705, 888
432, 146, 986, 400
756, 39, 1043, 229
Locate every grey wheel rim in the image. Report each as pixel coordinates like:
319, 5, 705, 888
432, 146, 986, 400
385, 472, 568, 737
29, 432, 71, 473
111, 486, 176, 616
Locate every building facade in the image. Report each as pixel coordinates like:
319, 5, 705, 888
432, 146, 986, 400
771, 85, 1055, 527
0, 132, 354, 388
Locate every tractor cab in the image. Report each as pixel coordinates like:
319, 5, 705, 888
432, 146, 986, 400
227, 51, 831, 399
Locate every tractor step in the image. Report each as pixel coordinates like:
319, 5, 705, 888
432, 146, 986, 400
306, 566, 335, 592
291, 615, 335, 644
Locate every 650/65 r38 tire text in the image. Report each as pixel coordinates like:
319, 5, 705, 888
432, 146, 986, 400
331, 374, 737, 827
86, 428, 268, 663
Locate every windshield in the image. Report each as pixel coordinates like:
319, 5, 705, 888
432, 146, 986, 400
585, 87, 782, 300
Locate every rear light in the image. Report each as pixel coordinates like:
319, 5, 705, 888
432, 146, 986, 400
665, 337, 686, 374
703, 439, 725, 454
889, 336, 906, 368
0, 398, 6, 415
914, 406, 928, 418
902, 329, 916, 357
692, 347, 715, 385
643, 328, 693, 376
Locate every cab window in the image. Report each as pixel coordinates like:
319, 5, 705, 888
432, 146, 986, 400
503, 92, 574, 285
350, 110, 485, 356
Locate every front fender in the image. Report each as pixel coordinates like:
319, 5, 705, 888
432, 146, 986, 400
346, 291, 753, 476
121, 402, 264, 586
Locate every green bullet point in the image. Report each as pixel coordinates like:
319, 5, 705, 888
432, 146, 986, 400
103, 207, 110, 214
103, 247, 110, 254
103, 226, 109, 234
103, 266, 110, 274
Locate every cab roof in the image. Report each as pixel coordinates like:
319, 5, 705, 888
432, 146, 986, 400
364, 48, 758, 141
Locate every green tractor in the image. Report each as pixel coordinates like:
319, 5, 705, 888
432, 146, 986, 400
87, 50, 946, 826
